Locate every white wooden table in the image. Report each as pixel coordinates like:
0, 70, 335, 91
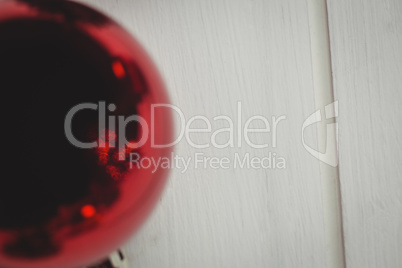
79, 0, 402, 267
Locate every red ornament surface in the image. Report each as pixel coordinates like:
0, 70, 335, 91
0, 1, 173, 267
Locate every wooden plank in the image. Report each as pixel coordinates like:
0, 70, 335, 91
327, 0, 402, 267
306, 0, 346, 267
78, 0, 328, 267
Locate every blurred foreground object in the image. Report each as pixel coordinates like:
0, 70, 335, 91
0, 0, 173, 267
88, 249, 129, 268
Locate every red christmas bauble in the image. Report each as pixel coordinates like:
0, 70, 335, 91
0, 1, 173, 267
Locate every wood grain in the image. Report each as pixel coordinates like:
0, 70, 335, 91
327, 0, 402, 267
78, 0, 328, 267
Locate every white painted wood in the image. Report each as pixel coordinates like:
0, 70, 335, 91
306, 0, 345, 267
327, 0, 402, 267
77, 0, 329, 267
